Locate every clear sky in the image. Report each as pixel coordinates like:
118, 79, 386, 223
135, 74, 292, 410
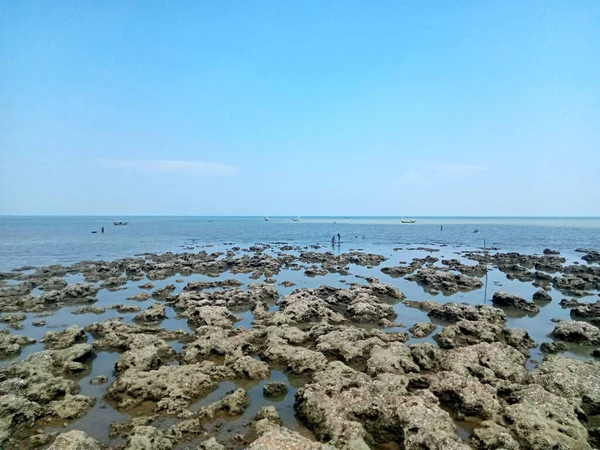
1, 1, 599, 216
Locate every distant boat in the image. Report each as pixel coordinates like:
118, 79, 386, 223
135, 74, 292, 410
264, 217, 270, 222
291, 216, 300, 222
113, 221, 128, 226
400, 218, 417, 224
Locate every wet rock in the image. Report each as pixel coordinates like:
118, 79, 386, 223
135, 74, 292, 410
406, 268, 483, 294
90, 375, 107, 385
263, 344, 327, 375
430, 371, 500, 419
126, 425, 174, 450
543, 248, 561, 255
530, 355, 600, 414
263, 381, 288, 397
32, 320, 46, 327
41, 325, 87, 349
503, 384, 592, 449
249, 418, 328, 449
409, 342, 440, 370
39, 277, 68, 291
0, 330, 35, 357
152, 284, 176, 298
582, 250, 600, 263
183, 305, 239, 328
551, 320, 600, 345
314, 325, 386, 363
0, 394, 43, 446
39, 283, 99, 305
198, 437, 225, 450
134, 303, 167, 323
106, 362, 222, 414
404, 301, 506, 324
440, 259, 488, 276
554, 274, 598, 293
540, 341, 569, 354
138, 282, 154, 290
409, 322, 436, 338
434, 320, 535, 355
532, 288, 552, 303
47, 394, 95, 420
0, 312, 26, 323
48, 430, 103, 450
366, 342, 420, 375
295, 361, 469, 449
109, 304, 142, 313
184, 279, 244, 291
346, 293, 396, 322
126, 292, 150, 301
491, 291, 539, 314
470, 421, 519, 450
72, 306, 106, 315
571, 300, 600, 325
280, 281, 295, 287
437, 342, 527, 383
115, 344, 163, 373
225, 354, 270, 380
275, 294, 345, 325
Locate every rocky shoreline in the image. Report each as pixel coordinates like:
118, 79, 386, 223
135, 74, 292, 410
0, 244, 599, 449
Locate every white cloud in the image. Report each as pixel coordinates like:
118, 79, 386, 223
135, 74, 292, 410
104, 160, 239, 176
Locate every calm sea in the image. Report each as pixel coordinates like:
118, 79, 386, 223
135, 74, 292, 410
0, 216, 598, 271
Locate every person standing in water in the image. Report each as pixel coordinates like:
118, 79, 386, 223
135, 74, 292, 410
331, 235, 336, 245
101, 226, 104, 234
440, 225, 443, 231
337, 233, 341, 243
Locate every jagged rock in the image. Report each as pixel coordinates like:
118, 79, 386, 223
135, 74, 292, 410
532, 289, 552, 303
295, 361, 469, 449
406, 268, 483, 294
138, 282, 154, 290
409, 342, 440, 371
540, 341, 569, 354
90, 375, 107, 385
503, 384, 591, 449
0, 312, 26, 323
551, 320, 600, 345
437, 342, 527, 384
41, 325, 87, 349
105, 362, 223, 414
47, 394, 95, 420
262, 344, 327, 375
409, 322, 436, 338
109, 304, 142, 313
198, 437, 225, 450
134, 303, 167, 323
39, 277, 68, 291
0, 394, 43, 446
0, 330, 35, 357
434, 320, 535, 355
404, 301, 506, 324
48, 430, 103, 450
470, 421, 519, 450
263, 381, 288, 397
430, 371, 500, 419
126, 292, 150, 301
314, 326, 387, 363
72, 306, 106, 315
530, 355, 600, 415
366, 343, 420, 375
126, 425, 174, 450
492, 291, 539, 314
183, 305, 239, 328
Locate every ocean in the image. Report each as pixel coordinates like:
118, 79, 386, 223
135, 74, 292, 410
1, 216, 599, 271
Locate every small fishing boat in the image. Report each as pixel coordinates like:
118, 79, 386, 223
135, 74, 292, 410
400, 218, 417, 224
113, 221, 128, 226
264, 217, 270, 222
291, 216, 300, 222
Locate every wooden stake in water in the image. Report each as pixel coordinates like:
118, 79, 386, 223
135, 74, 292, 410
483, 238, 489, 303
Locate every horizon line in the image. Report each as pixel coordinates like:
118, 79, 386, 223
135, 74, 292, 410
1, 215, 599, 219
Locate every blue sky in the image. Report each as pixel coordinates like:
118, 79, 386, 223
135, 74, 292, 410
1, 1, 599, 216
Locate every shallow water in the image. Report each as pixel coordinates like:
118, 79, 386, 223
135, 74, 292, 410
1, 218, 599, 447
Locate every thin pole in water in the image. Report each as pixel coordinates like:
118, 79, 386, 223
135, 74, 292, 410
483, 238, 488, 303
